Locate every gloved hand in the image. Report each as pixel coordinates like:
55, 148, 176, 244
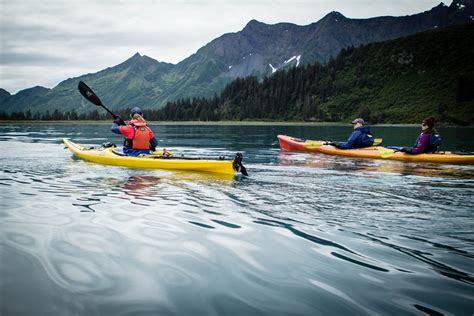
113, 117, 125, 126
399, 147, 412, 153
326, 141, 337, 146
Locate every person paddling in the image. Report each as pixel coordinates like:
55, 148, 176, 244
399, 117, 441, 154
111, 107, 158, 156
330, 118, 374, 149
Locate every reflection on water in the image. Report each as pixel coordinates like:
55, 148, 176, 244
278, 152, 474, 178
0, 123, 473, 315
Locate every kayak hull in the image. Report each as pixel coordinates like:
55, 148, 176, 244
277, 135, 474, 165
63, 138, 235, 174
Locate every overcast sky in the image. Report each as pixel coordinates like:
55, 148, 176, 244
1, 0, 443, 94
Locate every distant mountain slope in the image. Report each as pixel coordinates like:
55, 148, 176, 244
157, 23, 474, 125
158, 0, 473, 104
1, 0, 473, 116
0, 53, 174, 114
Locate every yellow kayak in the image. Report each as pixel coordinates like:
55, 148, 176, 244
278, 135, 474, 165
63, 138, 247, 175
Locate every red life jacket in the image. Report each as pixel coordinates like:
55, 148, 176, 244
124, 122, 151, 150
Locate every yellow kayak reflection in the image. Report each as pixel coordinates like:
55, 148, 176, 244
278, 152, 474, 178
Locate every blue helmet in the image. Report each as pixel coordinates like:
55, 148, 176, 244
130, 107, 143, 117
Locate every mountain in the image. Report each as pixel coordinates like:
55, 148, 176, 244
156, 23, 474, 125
1, 0, 473, 116
158, 0, 473, 104
0, 53, 174, 114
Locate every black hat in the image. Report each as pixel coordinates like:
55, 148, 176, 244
130, 107, 143, 116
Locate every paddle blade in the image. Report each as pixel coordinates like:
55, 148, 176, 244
304, 140, 326, 148
240, 164, 249, 176
233, 153, 248, 176
78, 81, 103, 106
378, 148, 396, 158
373, 138, 383, 146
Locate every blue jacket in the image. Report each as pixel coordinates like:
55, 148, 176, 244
336, 125, 374, 149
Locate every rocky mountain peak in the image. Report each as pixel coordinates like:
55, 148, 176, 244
125, 52, 143, 63
0, 88, 11, 97
242, 19, 268, 32
321, 11, 347, 21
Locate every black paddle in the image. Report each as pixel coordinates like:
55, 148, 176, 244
78, 81, 119, 119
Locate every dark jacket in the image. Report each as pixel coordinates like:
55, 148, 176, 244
409, 132, 441, 154
336, 125, 374, 149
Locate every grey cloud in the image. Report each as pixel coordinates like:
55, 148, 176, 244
0, 52, 71, 66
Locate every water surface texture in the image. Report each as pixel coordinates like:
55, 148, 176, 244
1, 123, 473, 315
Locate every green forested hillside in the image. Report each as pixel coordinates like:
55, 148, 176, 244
155, 23, 474, 124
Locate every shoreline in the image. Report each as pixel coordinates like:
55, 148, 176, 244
0, 120, 471, 127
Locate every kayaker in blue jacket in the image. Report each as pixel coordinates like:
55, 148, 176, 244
331, 118, 374, 149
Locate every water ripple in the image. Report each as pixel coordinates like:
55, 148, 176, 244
1, 124, 474, 315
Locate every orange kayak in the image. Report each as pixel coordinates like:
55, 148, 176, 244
277, 135, 474, 165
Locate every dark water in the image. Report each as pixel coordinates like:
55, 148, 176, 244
1, 122, 473, 316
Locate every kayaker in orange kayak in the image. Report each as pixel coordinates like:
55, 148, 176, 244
329, 118, 374, 149
399, 117, 442, 154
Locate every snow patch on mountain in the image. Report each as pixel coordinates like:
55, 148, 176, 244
269, 64, 277, 73
284, 56, 297, 64
282, 55, 302, 67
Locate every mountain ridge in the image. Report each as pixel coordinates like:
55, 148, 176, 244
1, 0, 473, 116
148, 23, 474, 125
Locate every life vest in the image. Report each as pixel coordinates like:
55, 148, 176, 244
428, 133, 442, 152
356, 125, 374, 147
360, 133, 374, 147
124, 122, 151, 150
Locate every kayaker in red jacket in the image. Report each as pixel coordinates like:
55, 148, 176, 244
111, 107, 158, 156
400, 117, 442, 154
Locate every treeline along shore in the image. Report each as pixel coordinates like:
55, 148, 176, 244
2, 23, 473, 125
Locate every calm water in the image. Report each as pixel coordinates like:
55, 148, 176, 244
1, 122, 473, 315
